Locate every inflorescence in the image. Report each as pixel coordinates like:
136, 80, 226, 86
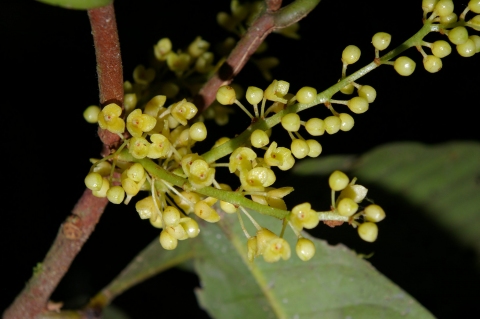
83, 0, 479, 262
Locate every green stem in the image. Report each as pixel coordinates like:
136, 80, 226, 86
37, 0, 113, 10
118, 150, 291, 219
318, 211, 348, 222
202, 119, 271, 163
201, 21, 436, 164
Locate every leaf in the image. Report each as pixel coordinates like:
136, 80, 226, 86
294, 141, 480, 255
193, 211, 434, 319
37, 0, 112, 10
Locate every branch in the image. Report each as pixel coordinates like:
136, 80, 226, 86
3, 3, 123, 319
193, 0, 321, 114
89, 2, 124, 152
89, 4, 123, 107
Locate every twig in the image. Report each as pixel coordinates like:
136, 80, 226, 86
89, 3, 124, 152
193, 0, 320, 114
3, 3, 122, 319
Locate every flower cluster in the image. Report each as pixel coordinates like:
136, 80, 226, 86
388, 0, 480, 76
420, 0, 480, 63
83, 59, 391, 260
93, 1, 480, 263
89, 70, 390, 263
328, 170, 386, 242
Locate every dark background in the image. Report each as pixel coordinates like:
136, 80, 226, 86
1, 0, 479, 318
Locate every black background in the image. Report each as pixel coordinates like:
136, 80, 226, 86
1, 0, 479, 318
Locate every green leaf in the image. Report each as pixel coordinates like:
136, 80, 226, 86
294, 141, 480, 255
37, 0, 112, 10
194, 211, 434, 319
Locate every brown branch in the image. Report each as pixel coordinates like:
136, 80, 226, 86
193, 0, 320, 114
89, 3, 124, 151
193, 11, 276, 113
89, 4, 123, 105
3, 3, 123, 319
